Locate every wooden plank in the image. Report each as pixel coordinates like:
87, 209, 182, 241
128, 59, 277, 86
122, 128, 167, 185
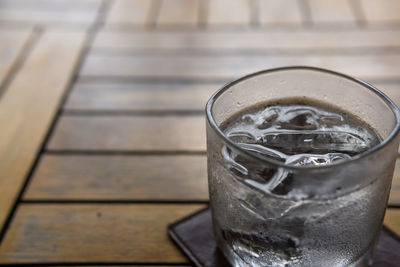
24, 154, 208, 200
0, 0, 101, 25
307, 0, 356, 24
389, 159, 400, 206
258, 0, 303, 25
384, 208, 400, 235
207, 0, 251, 25
93, 29, 400, 51
359, 0, 400, 23
0, 28, 32, 88
157, 0, 199, 26
47, 116, 205, 151
64, 81, 219, 111
0, 205, 396, 264
0, 30, 86, 229
80, 53, 400, 80
106, 0, 153, 26
23, 154, 399, 204
0, 204, 204, 263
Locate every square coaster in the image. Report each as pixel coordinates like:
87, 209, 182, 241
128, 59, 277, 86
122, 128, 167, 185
168, 207, 400, 267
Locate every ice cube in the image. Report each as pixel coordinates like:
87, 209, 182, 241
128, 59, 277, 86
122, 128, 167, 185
228, 130, 258, 144
262, 130, 370, 155
257, 113, 279, 129
221, 145, 248, 175
285, 153, 351, 167
279, 109, 318, 130
318, 115, 344, 126
237, 143, 287, 161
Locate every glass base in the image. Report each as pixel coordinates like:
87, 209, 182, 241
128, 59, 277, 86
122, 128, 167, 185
218, 237, 375, 267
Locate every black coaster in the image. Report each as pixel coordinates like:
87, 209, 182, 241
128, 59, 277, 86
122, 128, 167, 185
168, 207, 400, 267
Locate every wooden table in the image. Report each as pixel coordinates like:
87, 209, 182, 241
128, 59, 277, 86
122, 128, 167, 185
0, 0, 399, 265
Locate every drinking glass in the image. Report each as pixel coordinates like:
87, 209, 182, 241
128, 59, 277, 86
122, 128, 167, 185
205, 66, 400, 267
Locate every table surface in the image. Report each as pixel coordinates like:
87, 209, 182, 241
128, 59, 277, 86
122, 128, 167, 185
0, 0, 399, 265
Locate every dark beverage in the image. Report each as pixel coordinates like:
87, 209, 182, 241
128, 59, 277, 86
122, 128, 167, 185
221, 97, 381, 196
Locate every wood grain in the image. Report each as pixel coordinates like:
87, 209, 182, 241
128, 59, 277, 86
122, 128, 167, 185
24, 154, 208, 200
157, 0, 199, 26
0, 0, 101, 25
106, 0, 153, 26
207, 0, 251, 25
384, 208, 400, 235
0, 30, 86, 229
307, 0, 356, 24
359, 0, 400, 23
64, 81, 219, 111
258, 0, 303, 25
80, 53, 400, 80
0, 28, 32, 89
47, 116, 206, 151
0, 204, 204, 263
0, 205, 396, 263
23, 154, 400, 204
93, 29, 400, 51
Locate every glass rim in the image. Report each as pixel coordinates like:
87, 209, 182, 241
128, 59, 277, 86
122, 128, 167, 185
205, 66, 400, 171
